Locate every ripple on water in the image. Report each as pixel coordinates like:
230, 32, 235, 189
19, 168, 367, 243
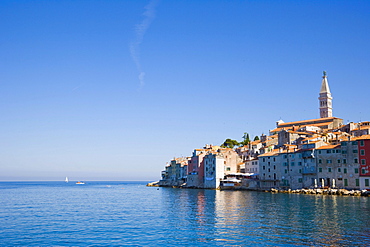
0, 182, 369, 246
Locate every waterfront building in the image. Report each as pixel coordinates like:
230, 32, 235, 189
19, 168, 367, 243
202, 148, 241, 189
357, 135, 370, 190
159, 157, 189, 187
186, 145, 223, 188
295, 144, 317, 188
316, 144, 343, 188
278, 146, 307, 190
244, 158, 259, 174
203, 152, 226, 189
339, 139, 360, 189
186, 148, 208, 188
258, 150, 281, 189
315, 142, 360, 189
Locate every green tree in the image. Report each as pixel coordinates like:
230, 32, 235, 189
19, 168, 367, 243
221, 138, 240, 149
254, 136, 260, 141
240, 132, 250, 146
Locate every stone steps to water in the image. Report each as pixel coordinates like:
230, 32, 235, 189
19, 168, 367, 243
270, 188, 370, 196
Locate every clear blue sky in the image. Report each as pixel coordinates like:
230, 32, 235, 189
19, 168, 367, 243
1, 0, 369, 181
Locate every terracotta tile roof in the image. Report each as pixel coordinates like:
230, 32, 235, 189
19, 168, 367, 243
353, 135, 370, 140
270, 127, 284, 133
277, 117, 342, 127
351, 125, 370, 131
316, 144, 341, 150
303, 136, 321, 141
310, 122, 333, 127
250, 140, 261, 145
258, 152, 279, 157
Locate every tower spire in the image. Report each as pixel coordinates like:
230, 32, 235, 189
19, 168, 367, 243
318, 71, 333, 118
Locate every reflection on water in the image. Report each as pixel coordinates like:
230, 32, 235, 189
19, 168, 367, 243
161, 188, 370, 246
1, 182, 368, 246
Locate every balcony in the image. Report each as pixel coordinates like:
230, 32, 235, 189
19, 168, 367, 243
302, 166, 317, 175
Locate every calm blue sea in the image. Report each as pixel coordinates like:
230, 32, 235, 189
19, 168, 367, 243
1, 181, 369, 246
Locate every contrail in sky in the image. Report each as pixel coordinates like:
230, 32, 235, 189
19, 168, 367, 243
130, 0, 159, 89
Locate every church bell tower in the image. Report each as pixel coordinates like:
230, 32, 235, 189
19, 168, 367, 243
318, 71, 333, 118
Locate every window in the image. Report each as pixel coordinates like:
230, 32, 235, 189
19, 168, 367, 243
342, 142, 347, 146
283, 162, 287, 166
327, 150, 331, 154
336, 150, 340, 153
342, 150, 347, 154
263, 158, 265, 162
318, 159, 322, 164
273, 158, 276, 162
362, 169, 366, 174
355, 168, 359, 174
360, 140, 365, 146
361, 150, 365, 156
366, 179, 370, 187
356, 179, 360, 187
298, 162, 302, 166
291, 162, 295, 166
319, 168, 322, 172
298, 178, 303, 183
352, 141, 358, 145
283, 155, 287, 159
299, 169, 302, 173
344, 179, 348, 187
337, 159, 341, 164
361, 159, 366, 165
354, 159, 358, 163
338, 168, 341, 173
344, 168, 347, 174
353, 150, 358, 153
274, 165, 276, 170
263, 166, 266, 170
318, 150, 322, 154
226, 167, 231, 171
328, 168, 332, 172
343, 159, 347, 164
327, 160, 332, 164
285, 169, 288, 174
268, 168, 270, 172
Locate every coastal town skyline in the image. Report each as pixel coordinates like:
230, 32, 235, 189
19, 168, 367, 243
155, 73, 370, 191
1, 0, 369, 181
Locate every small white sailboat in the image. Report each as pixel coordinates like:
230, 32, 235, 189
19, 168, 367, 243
65, 177, 69, 183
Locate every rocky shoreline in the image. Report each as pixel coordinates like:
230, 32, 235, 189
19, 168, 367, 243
147, 181, 370, 196
269, 188, 370, 196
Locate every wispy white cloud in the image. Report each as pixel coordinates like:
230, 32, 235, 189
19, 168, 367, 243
130, 0, 159, 89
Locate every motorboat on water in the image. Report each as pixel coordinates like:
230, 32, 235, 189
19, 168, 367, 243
76, 181, 85, 185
